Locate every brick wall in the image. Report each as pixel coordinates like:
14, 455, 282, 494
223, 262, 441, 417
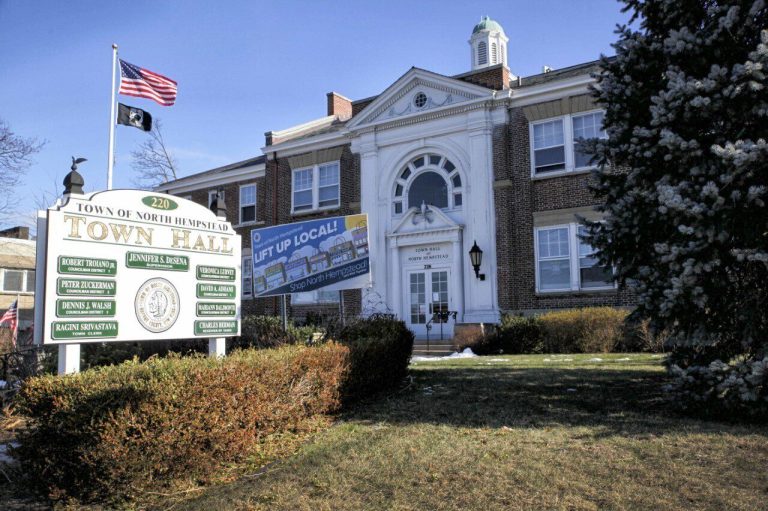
455, 64, 510, 90
493, 105, 635, 313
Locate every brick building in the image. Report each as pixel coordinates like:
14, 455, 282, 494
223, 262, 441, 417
0, 226, 35, 330
159, 16, 634, 338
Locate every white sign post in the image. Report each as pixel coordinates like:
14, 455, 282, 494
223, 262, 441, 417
35, 179, 241, 374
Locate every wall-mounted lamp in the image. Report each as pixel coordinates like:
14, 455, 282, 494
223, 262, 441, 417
468, 240, 485, 281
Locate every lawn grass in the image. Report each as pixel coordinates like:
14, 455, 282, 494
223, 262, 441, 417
175, 353, 768, 511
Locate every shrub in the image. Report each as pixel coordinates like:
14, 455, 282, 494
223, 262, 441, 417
467, 316, 543, 355
665, 357, 768, 420
235, 315, 317, 350
332, 314, 414, 402
538, 307, 628, 353
13, 343, 348, 503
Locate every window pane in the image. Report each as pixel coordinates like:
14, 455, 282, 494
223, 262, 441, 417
534, 146, 566, 173
293, 169, 312, 190
580, 256, 614, 288
394, 201, 403, 214
240, 185, 256, 205
452, 174, 461, 188
243, 278, 252, 296
429, 155, 441, 166
533, 120, 564, 149
408, 171, 448, 209
400, 167, 411, 180
454, 193, 462, 207
319, 184, 339, 208
443, 160, 455, 172
319, 163, 339, 186
3, 270, 23, 292
573, 112, 606, 169
241, 205, 256, 223
538, 228, 569, 259
539, 259, 571, 290
412, 157, 425, 168
317, 289, 339, 303
294, 189, 313, 210
395, 184, 403, 197
25, 270, 35, 292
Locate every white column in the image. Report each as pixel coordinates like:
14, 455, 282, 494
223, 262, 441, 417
357, 134, 383, 313
388, 239, 401, 318
208, 338, 226, 358
451, 234, 465, 323
58, 344, 80, 375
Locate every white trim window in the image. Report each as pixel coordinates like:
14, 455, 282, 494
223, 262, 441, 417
292, 289, 340, 305
1, 268, 35, 293
530, 110, 606, 177
208, 189, 225, 208
242, 256, 253, 298
534, 224, 614, 292
292, 161, 340, 213
239, 184, 257, 224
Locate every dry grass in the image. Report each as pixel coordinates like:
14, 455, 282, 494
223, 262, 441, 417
175, 353, 768, 511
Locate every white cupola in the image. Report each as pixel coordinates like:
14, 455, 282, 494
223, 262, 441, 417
468, 16, 508, 70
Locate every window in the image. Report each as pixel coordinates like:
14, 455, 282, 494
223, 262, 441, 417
292, 161, 340, 213
239, 184, 256, 224
392, 154, 462, 215
242, 256, 253, 297
577, 226, 614, 289
530, 110, 606, 176
572, 112, 606, 169
208, 190, 225, 208
1, 269, 34, 293
535, 224, 614, 292
292, 289, 339, 305
532, 119, 566, 174
477, 41, 488, 65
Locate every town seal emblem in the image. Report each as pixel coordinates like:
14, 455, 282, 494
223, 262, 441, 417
135, 278, 180, 332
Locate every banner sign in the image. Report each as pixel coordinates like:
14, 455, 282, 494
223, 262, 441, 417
250, 214, 370, 297
35, 190, 241, 344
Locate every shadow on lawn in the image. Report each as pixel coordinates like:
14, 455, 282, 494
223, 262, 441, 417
343, 366, 751, 437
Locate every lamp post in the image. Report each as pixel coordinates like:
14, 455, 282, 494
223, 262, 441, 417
469, 241, 485, 281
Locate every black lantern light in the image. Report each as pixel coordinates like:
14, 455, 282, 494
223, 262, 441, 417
468, 240, 485, 280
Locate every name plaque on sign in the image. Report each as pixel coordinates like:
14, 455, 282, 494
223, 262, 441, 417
56, 299, 116, 317
194, 320, 238, 335
126, 252, 189, 271
58, 256, 117, 276
56, 278, 117, 296
196, 302, 237, 316
51, 321, 119, 340
196, 265, 236, 281
196, 283, 236, 299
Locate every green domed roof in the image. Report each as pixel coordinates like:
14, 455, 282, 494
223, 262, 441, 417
472, 16, 505, 35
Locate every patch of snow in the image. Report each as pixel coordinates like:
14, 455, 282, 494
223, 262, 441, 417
566, 388, 577, 392
411, 348, 477, 362
488, 359, 507, 362
543, 358, 573, 362
587, 357, 604, 362
616, 357, 631, 361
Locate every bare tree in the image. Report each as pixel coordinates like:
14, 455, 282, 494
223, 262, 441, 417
0, 118, 45, 215
130, 119, 179, 189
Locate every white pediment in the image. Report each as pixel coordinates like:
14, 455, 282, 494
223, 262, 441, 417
347, 68, 493, 130
387, 204, 463, 245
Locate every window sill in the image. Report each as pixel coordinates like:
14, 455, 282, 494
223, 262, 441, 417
234, 220, 265, 228
531, 168, 594, 181
535, 287, 617, 297
291, 206, 340, 218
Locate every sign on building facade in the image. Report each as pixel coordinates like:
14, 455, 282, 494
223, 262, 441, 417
35, 190, 241, 344
251, 214, 370, 297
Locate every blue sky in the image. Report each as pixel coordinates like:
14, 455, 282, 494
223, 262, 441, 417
0, 0, 630, 230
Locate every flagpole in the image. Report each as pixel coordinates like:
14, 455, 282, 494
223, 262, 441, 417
107, 43, 118, 191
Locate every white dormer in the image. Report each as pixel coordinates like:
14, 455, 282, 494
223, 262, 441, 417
468, 16, 508, 70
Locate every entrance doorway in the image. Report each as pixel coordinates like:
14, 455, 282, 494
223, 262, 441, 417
406, 268, 453, 339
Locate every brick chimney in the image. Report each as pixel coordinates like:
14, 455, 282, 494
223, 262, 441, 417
327, 92, 353, 120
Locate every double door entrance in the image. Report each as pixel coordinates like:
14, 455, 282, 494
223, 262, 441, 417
406, 268, 453, 339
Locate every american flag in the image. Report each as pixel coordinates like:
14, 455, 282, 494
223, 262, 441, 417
118, 59, 177, 106
0, 300, 18, 345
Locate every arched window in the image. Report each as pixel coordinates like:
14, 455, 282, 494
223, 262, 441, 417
392, 154, 463, 215
409, 172, 448, 209
477, 42, 487, 66
491, 43, 497, 64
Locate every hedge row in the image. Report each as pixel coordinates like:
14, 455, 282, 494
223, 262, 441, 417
14, 316, 413, 503
467, 307, 635, 355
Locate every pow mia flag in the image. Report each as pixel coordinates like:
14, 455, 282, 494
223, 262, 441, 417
117, 103, 152, 131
